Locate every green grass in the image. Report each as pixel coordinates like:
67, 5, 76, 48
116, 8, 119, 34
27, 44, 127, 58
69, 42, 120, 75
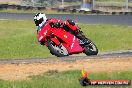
0, 20, 132, 59
0, 70, 131, 88
0, 20, 51, 59
78, 24, 132, 52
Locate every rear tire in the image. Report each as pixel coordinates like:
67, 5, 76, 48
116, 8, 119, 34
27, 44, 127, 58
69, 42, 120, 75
47, 40, 69, 57
84, 40, 98, 56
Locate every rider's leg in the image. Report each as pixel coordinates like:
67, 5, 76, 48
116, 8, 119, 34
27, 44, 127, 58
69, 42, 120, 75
74, 29, 90, 45
63, 19, 89, 45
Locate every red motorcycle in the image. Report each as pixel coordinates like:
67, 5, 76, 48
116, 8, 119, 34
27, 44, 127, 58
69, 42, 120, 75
37, 23, 98, 57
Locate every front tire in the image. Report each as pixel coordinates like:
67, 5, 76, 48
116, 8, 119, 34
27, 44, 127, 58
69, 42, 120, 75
47, 40, 69, 57
84, 40, 98, 56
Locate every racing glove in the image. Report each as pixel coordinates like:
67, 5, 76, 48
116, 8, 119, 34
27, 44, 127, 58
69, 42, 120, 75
53, 22, 63, 28
49, 22, 62, 28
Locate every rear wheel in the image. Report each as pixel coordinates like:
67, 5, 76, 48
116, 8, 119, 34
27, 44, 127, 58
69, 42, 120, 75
84, 40, 98, 56
47, 40, 69, 57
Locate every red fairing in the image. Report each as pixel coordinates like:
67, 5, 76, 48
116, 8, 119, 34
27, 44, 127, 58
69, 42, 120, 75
48, 18, 64, 25
61, 33, 84, 53
37, 18, 85, 54
37, 23, 49, 42
48, 18, 58, 23
65, 20, 77, 31
37, 18, 58, 42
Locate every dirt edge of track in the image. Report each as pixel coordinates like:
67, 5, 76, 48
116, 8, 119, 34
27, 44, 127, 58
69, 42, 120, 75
0, 57, 132, 80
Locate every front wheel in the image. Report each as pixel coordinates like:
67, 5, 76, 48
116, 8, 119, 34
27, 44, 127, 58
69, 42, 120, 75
83, 40, 98, 56
47, 40, 69, 57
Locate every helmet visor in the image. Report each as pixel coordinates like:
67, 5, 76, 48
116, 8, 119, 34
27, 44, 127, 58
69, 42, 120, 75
34, 18, 43, 26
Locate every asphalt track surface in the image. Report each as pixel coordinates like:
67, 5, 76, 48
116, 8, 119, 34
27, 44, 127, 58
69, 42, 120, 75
0, 12, 132, 25
0, 50, 132, 64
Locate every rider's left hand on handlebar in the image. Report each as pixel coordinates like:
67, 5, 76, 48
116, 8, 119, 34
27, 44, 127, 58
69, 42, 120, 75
53, 22, 62, 28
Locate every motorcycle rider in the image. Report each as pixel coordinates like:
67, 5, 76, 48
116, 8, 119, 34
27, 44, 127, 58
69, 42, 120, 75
34, 13, 89, 45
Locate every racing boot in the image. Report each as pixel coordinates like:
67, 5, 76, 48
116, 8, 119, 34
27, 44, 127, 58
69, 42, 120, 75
79, 38, 89, 45
75, 32, 90, 45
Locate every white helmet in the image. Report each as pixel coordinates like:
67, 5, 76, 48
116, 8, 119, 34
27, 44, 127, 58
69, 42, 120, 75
34, 13, 47, 26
